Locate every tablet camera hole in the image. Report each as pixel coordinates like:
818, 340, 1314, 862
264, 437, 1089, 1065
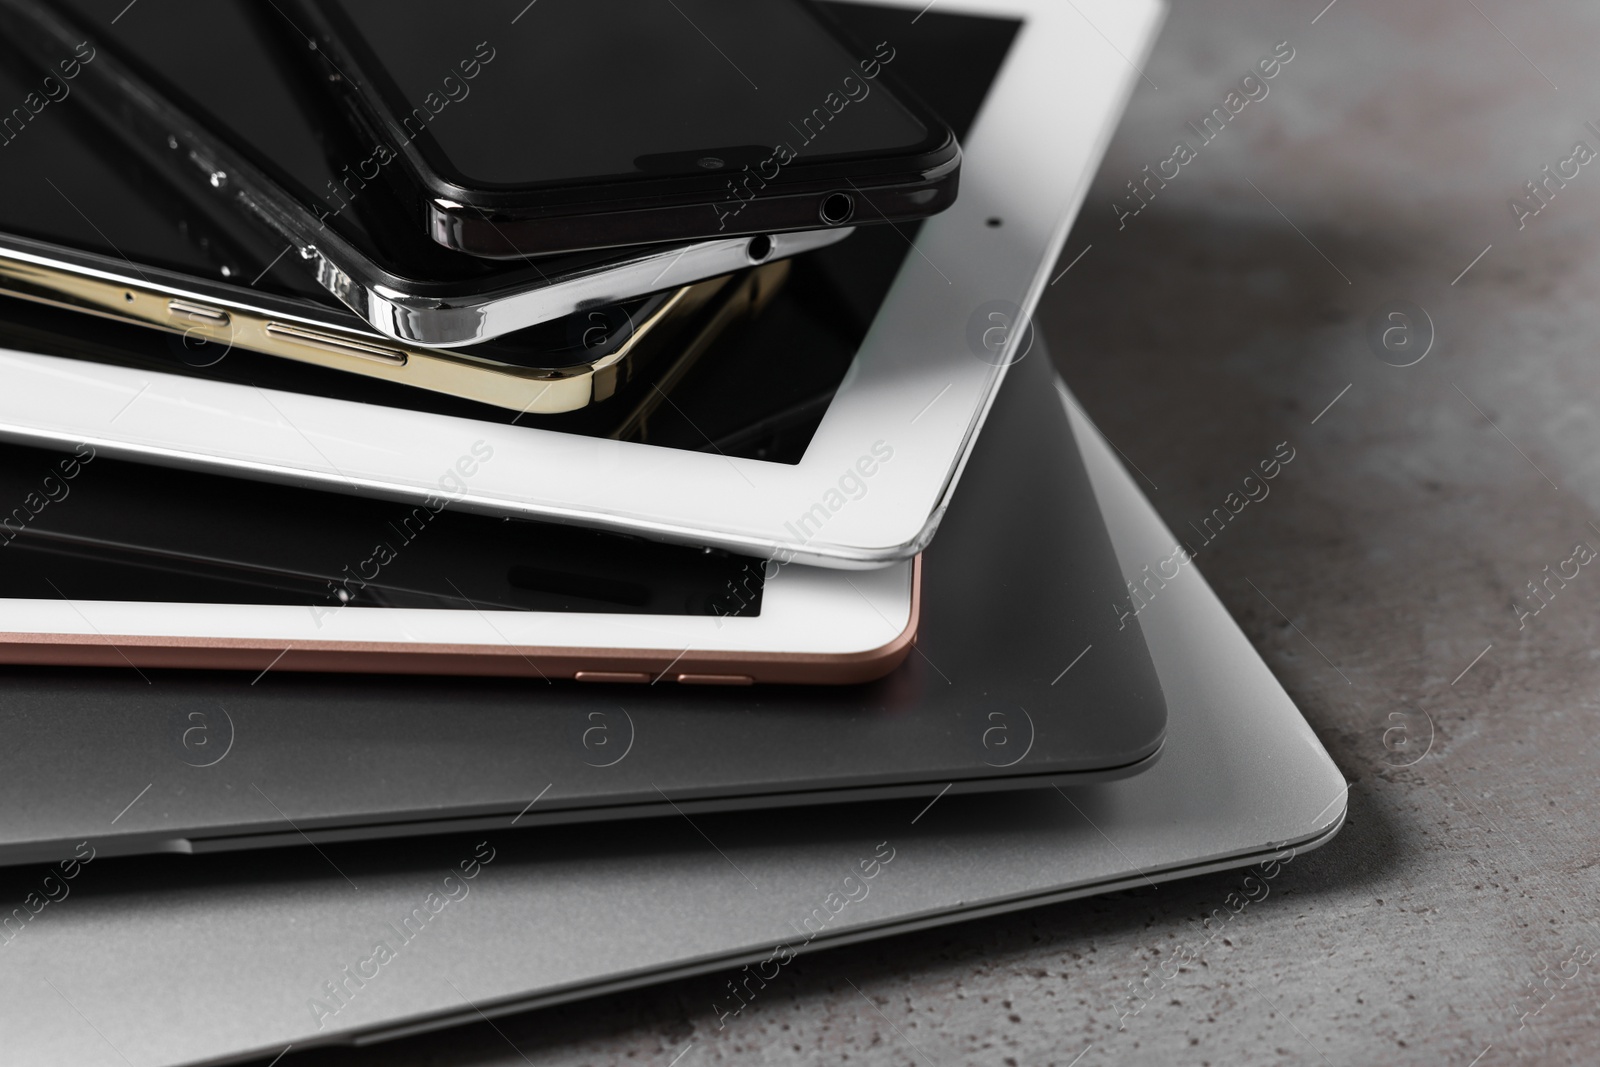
819, 192, 855, 226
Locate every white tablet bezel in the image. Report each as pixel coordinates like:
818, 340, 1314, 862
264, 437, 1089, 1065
0, 553, 917, 685
0, 0, 1158, 568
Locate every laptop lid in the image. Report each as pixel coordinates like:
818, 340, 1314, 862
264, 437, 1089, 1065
0, 306, 1167, 867
0, 350, 1345, 1067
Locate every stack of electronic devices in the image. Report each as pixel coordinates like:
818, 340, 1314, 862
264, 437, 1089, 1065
0, 1, 1346, 1064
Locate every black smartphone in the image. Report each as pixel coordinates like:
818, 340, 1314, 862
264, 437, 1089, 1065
0, 16, 719, 415
283, 0, 962, 257
3, 0, 840, 348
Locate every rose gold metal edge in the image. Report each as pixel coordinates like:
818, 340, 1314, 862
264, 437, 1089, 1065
0, 555, 924, 686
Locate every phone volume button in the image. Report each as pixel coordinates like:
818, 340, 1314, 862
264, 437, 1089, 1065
167, 300, 231, 327
264, 323, 408, 366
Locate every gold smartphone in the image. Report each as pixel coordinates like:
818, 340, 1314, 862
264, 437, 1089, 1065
0, 246, 738, 415
0, 259, 791, 433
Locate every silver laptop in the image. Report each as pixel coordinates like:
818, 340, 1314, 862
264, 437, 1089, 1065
0, 350, 1346, 1067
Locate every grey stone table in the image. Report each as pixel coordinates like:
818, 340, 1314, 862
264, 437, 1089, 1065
264, 1, 1600, 1063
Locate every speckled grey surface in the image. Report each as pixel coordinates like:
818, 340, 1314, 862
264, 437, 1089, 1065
250, 1, 1600, 1063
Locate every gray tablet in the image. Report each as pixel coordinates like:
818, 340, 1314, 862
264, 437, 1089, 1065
0, 352, 1345, 1067
0, 341, 1166, 869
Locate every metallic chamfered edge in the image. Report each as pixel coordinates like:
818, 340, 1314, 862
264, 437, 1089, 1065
0, 422, 919, 569
0, 555, 920, 682
354, 228, 854, 347
0, 741, 1165, 871
862, 0, 1173, 571
233, 788, 1344, 1060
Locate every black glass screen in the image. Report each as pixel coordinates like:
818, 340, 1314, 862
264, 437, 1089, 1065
323, 0, 931, 187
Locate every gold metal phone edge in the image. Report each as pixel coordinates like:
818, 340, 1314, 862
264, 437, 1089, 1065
0, 253, 729, 414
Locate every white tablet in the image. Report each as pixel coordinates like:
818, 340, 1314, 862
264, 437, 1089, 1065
0, 441, 916, 686
0, 0, 1159, 568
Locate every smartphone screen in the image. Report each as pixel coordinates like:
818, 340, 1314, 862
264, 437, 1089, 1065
0, 39, 327, 299
320, 0, 934, 187
39, 0, 637, 286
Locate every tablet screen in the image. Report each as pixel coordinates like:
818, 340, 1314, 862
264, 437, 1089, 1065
0, 443, 765, 615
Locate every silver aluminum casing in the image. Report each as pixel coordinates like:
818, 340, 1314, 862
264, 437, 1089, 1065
0, 347, 1347, 1067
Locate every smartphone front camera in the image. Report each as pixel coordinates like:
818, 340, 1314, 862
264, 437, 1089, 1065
819, 192, 855, 226
746, 235, 773, 262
